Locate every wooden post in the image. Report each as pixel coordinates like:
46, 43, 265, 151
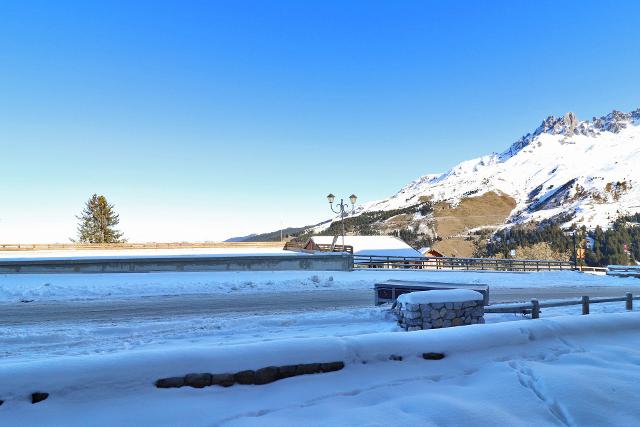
582, 296, 589, 315
626, 292, 633, 311
531, 299, 540, 319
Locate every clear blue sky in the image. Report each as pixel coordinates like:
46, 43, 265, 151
1, 0, 639, 242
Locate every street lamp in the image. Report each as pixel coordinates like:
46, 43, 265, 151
327, 193, 357, 250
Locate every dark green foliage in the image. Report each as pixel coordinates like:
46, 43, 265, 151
478, 213, 640, 267
419, 203, 433, 216
75, 194, 125, 243
584, 218, 640, 266
619, 213, 640, 223
392, 228, 433, 250
479, 223, 573, 258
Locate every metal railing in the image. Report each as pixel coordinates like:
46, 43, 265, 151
485, 293, 637, 319
353, 255, 574, 271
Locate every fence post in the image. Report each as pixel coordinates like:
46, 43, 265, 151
531, 299, 540, 319
582, 296, 590, 315
626, 292, 633, 311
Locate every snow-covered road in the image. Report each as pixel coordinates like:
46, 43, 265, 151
3, 285, 640, 362
2, 269, 639, 364
3, 284, 639, 326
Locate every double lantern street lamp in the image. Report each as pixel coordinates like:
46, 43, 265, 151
326, 193, 358, 250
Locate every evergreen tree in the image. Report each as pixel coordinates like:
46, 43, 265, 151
76, 194, 125, 243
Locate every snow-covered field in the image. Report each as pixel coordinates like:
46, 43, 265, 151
3, 312, 640, 426
0, 247, 298, 261
2, 269, 637, 303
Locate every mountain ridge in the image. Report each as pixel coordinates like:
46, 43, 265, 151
359, 107, 640, 231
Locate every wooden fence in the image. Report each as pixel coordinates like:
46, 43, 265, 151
607, 265, 640, 278
0, 241, 286, 251
353, 255, 574, 272
577, 266, 608, 274
485, 293, 638, 319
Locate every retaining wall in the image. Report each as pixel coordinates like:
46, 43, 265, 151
0, 254, 353, 274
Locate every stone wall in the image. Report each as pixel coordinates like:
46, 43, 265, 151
395, 299, 484, 331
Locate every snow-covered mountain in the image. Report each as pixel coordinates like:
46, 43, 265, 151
359, 108, 640, 230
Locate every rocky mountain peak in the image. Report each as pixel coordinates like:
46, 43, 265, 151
592, 109, 636, 133
503, 107, 639, 159
536, 112, 579, 136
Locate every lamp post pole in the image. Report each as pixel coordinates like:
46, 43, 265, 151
573, 231, 578, 267
327, 193, 357, 250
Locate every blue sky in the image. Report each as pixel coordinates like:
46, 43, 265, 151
1, 1, 639, 242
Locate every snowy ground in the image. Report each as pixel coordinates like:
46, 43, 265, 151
3, 313, 640, 426
2, 269, 638, 303
2, 268, 640, 425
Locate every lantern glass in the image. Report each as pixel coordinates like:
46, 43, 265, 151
349, 194, 357, 205
327, 193, 335, 204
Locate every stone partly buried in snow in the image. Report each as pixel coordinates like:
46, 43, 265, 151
394, 289, 485, 331
155, 361, 345, 389
184, 373, 212, 388
31, 392, 49, 404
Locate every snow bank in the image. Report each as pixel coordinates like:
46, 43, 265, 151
398, 289, 483, 304
3, 313, 640, 426
2, 312, 639, 397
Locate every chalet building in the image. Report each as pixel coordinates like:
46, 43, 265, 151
419, 247, 446, 269
419, 247, 445, 258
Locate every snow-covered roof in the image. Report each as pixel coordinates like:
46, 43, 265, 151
309, 235, 423, 258
398, 289, 483, 304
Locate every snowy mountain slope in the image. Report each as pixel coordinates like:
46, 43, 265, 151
359, 108, 640, 231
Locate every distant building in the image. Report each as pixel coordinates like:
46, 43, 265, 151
419, 246, 446, 269
419, 247, 445, 258
302, 236, 423, 268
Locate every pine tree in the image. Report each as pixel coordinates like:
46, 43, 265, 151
76, 194, 125, 243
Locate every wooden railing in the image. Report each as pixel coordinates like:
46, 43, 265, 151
0, 241, 286, 251
485, 293, 638, 319
578, 266, 608, 274
283, 242, 354, 254
316, 244, 354, 254
607, 265, 640, 277
353, 255, 574, 271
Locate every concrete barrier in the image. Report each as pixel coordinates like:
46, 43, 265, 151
0, 254, 353, 274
